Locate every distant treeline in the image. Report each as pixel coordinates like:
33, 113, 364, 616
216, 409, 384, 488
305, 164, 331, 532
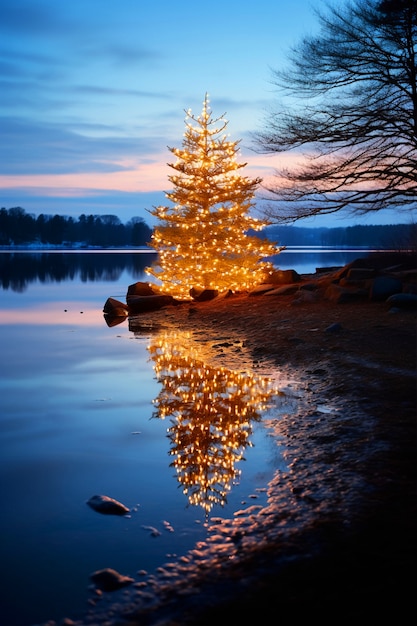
0, 207, 153, 247
263, 223, 416, 250
1, 206, 416, 249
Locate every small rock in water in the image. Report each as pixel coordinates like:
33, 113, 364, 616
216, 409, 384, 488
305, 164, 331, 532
163, 520, 174, 532
142, 525, 161, 537
90, 567, 134, 591
87, 494, 130, 516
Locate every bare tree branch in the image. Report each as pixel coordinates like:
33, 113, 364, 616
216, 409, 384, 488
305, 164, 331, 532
254, 0, 417, 223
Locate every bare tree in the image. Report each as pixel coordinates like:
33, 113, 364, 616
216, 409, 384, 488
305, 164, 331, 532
255, 0, 417, 222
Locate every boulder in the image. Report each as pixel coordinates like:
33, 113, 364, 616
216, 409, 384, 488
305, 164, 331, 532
127, 281, 157, 297
213, 289, 234, 301
324, 283, 368, 304
339, 277, 370, 288
346, 267, 376, 280
299, 281, 320, 291
249, 284, 276, 296
315, 265, 343, 275
264, 284, 300, 296
292, 290, 319, 304
386, 293, 417, 310
127, 294, 175, 313
190, 287, 219, 301
369, 276, 403, 301
103, 297, 129, 317
268, 269, 301, 284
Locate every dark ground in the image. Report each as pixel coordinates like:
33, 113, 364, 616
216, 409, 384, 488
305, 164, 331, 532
132, 295, 416, 624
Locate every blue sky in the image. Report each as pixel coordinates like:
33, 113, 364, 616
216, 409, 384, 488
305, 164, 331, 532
1, 0, 414, 228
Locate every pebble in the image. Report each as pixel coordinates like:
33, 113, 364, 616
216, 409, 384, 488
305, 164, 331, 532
90, 568, 134, 592
86, 494, 130, 516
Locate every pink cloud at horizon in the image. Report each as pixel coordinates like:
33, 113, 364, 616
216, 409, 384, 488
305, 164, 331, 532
0, 153, 286, 200
0, 158, 169, 196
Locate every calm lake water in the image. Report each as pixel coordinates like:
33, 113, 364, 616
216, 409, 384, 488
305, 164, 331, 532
0, 248, 371, 626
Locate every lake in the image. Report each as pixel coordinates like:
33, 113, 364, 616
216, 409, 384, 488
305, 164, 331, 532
0, 248, 371, 626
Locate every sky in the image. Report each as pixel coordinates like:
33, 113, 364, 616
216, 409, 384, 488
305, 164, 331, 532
1, 0, 414, 229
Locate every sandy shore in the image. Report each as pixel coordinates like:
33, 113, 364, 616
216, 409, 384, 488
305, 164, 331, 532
79, 266, 416, 625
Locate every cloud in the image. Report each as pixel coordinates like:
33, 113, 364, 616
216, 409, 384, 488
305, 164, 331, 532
0, 116, 167, 175
74, 85, 158, 98
0, 2, 162, 102
83, 42, 161, 67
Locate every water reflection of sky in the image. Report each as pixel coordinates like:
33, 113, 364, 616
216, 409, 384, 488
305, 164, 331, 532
0, 269, 291, 626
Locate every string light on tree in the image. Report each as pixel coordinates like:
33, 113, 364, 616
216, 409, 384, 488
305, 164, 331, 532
146, 94, 280, 299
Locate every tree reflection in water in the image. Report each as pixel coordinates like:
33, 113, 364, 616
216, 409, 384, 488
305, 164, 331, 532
147, 330, 280, 516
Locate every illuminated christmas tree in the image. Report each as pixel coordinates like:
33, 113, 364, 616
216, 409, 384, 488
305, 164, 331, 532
146, 94, 280, 300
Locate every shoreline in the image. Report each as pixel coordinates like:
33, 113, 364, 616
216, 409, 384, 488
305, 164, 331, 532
75, 266, 417, 624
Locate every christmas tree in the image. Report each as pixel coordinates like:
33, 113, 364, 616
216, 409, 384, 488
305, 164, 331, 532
146, 94, 280, 300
